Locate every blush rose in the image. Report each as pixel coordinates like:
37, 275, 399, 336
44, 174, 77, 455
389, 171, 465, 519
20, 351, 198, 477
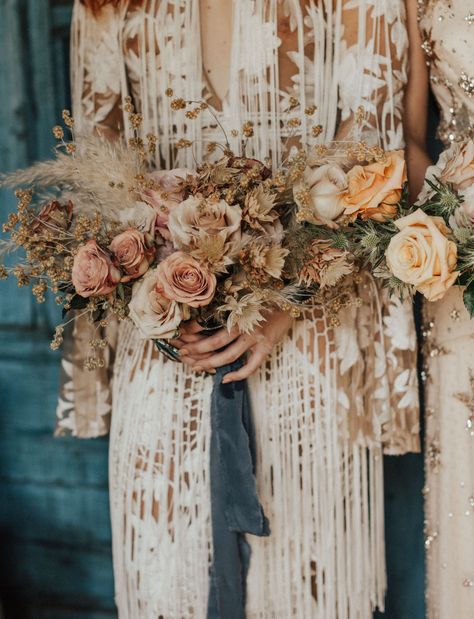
155, 251, 216, 308
72, 240, 121, 298
109, 228, 155, 283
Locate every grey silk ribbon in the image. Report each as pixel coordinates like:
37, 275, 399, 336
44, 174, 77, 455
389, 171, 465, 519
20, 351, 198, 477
207, 360, 271, 619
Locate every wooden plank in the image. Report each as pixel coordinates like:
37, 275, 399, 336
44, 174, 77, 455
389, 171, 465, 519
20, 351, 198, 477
0, 0, 36, 326
0, 541, 115, 610
0, 482, 112, 547
0, 434, 109, 488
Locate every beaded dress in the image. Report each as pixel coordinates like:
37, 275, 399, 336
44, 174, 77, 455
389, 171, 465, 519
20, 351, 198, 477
419, 1, 474, 616
56, 2, 419, 617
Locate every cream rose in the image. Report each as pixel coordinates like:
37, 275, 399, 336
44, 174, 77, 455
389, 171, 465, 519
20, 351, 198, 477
72, 240, 121, 298
344, 150, 407, 221
117, 201, 157, 235
128, 267, 187, 339
294, 164, 348, 225
386, 208, 459, 302
439, 139, 474, 190
109, 228, 155, 283
167, 196, 241, 253
155, 251, 216, 308
141, 169, 190, 240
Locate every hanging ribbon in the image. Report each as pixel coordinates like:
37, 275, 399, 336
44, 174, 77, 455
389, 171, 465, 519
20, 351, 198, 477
207, 360, 271, 619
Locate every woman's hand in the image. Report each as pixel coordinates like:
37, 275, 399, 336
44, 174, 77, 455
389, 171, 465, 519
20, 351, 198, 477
170, 310, 294, 383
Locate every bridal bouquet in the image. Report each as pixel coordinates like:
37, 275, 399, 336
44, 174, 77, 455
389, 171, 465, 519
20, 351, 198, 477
349, 139, 474, 315
0, 98, 414, 362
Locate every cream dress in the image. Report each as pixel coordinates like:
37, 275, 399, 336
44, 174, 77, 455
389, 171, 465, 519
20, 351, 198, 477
419, 2, 474, 617
56, 1, 419, 618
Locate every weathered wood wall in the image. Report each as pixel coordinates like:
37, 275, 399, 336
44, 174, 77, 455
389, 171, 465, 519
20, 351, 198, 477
0, 1, 115, 617
0, 1, 425, 617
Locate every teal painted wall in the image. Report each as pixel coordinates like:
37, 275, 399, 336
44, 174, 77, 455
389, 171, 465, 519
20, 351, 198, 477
0, 1, 115, 617
0, 1, 425, 617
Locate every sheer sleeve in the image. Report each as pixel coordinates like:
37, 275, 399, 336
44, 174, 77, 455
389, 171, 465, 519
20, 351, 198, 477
334, 0, 407, 149
56, 1, 125, 438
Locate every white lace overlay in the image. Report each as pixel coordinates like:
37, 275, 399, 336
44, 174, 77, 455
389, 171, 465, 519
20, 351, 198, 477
58, 2, 420, 617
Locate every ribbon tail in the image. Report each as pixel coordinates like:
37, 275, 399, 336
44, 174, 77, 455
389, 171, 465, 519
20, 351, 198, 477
207, 361, 270, 619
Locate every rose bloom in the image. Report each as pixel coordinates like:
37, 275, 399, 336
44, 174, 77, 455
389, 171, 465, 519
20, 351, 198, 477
386, 208, 459, 302
141, 169, 190, 240
109, 228, 155, 283
294, 164, 348, 225
116, 201, 157, 235
32, 199, 73, 233
72, 240, 121, 298
168, 196, 241, 253
344, 150, 407, 221
155, 251, 216, 308
439, 139, 474, 190
128, 267, 188, 339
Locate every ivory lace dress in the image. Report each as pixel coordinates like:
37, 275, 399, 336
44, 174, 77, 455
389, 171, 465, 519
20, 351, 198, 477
419, 2, 474, 616
56, 2, 420, 617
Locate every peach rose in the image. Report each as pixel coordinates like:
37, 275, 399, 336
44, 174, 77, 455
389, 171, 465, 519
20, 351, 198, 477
128, 267, 188, 339
109, 228, 155, 283
155, 251, 216, 307
294, 164, 348, 225
33, 200, 73, 233
72, 240, 121, 298
141, 169, 190, 240
439, 139, 474, 190
385, 208, 459, 302
168, 196, 241, 254
344, 150, 407, 221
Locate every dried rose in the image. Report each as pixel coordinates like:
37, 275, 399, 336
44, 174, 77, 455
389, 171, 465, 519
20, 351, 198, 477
72, 240, 121, 298
109, 228, 155, 283
155, 251, 216, 308
32, 200, 73, 233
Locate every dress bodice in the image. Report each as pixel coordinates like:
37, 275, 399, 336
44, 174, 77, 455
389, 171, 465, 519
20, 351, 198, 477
419, 0, 474, 145
72, 0, 408, 168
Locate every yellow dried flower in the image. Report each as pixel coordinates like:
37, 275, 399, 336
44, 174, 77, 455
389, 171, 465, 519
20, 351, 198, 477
171, 98, 187, 110
52, 125, 64, 139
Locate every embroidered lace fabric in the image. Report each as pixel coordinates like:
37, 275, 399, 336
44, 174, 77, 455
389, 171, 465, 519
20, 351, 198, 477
418, 1, 474, 616
56, 2, 420, 617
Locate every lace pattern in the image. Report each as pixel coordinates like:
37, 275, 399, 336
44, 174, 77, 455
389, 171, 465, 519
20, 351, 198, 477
56, 2, 420, 617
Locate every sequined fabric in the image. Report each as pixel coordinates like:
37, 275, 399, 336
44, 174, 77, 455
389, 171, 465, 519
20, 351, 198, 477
419, 0, 474, 144
419, 3, 474, 615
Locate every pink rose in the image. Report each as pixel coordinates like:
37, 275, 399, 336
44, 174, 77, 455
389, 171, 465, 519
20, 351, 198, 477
128, 267, 189, 339
141, 169, 191, 240
33, 200, 73, 233
155, 251, 216, 308
72, 240, 121, 298
109, 228, 155, 283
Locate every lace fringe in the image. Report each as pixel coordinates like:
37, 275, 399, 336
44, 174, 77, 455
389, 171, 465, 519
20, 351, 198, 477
109, 308, 386, 619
